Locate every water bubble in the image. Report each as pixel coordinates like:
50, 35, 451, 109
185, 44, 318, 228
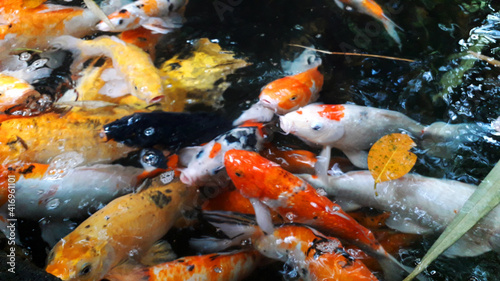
316, 188, 327, 197
46, 198, 60, 210
144, 127, 155, 136
285, 212, 297, 221
160, 171, 175, 184
19, 52, 31, 61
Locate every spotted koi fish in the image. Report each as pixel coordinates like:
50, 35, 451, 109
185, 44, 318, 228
46, 178, 198, 281
200, 211, 378, 281
96, 0, 187, 33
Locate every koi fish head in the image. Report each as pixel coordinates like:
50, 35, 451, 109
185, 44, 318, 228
279, 104, 346, 146
259, 67, 323, 115
259, 77, 311, 115
96, 7, 142, 32
180, 126, 264, 186
46, 237, 115, 280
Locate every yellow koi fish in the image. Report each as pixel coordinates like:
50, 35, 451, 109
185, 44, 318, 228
52, 35, 165, 103
46, 178, 198, 280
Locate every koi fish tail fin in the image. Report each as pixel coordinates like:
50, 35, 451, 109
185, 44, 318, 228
190, 211, 259, 253
103, 262, 150, 281
378, 253, 429, 281
380, 14, 403, 49
421, 121, 489, 158
233, 103, 275, 126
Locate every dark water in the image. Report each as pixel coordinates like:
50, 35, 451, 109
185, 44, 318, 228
172, 0, 500, 280
6, 0, 500, 280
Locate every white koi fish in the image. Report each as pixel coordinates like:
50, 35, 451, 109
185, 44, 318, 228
96, 0, 187, 33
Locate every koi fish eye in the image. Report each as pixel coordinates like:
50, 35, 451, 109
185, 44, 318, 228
290, 96, 297, 101
234, 171, 243, 177
79, 263, 92, 276
311, 123, 323, 131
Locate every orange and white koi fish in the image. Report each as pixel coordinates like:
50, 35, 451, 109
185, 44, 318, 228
333, 0, 402, 46
301, 170, 500, 258
96, 0, 187, 33
46, 178, 197, 281
233, 67, 324, 125
178, 123, 266, 186
0, 73, 44, 115
223, 150, 412, 281
280, 103, 493, 169
52, 35, 164, 103
0, 107, 135, 165
105, 250, 261, 281
200, 211, 378, 281
0, 1, 99, 51
279, 103, 423, 168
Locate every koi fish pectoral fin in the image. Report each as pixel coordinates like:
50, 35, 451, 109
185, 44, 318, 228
142, 16, 183, 34
342, 149, 368, 169
233, 103, 275, 126
315, 146, 331, 185
250, 198, 274, 235
140, 240, 177, 266
444, 237, 492, 258
384, 215, 434, 235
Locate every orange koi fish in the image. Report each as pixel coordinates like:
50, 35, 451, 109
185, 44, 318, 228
234, 67, 323, 125
0, 106, 136, 165
46, 178, 197, 281
224, 150, 412, 281
106, 250, 262, 281
0, 1, 99, 51
96, 0, 187, 33
200, 211, 378, 281
333, 0, 402, 46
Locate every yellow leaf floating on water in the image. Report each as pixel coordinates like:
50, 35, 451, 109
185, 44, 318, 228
367, 133, 417, 194
160, 38, 250, 109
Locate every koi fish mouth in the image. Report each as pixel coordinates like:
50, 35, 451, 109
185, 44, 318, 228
99, 129, 110, 142
149, 95, 165, 104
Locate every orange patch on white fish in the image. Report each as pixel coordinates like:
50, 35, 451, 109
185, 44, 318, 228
317, 104, 345, 121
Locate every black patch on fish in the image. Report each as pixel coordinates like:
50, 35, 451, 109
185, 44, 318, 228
196, 150, 204, 159
224, 133, 240, 144
164, 189, 172, 193
119, 9, 127, 14
118, 19, 124, 25
177, 259, 185, 263
102, 112, 232, 150
138, 37, 147, 42
85, 225, 90, 229
301, 268, 308, 276
209, 254, 220, 261
19, 165, 35, 175
150, 191, 172, 209
187, 264, 195, 271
